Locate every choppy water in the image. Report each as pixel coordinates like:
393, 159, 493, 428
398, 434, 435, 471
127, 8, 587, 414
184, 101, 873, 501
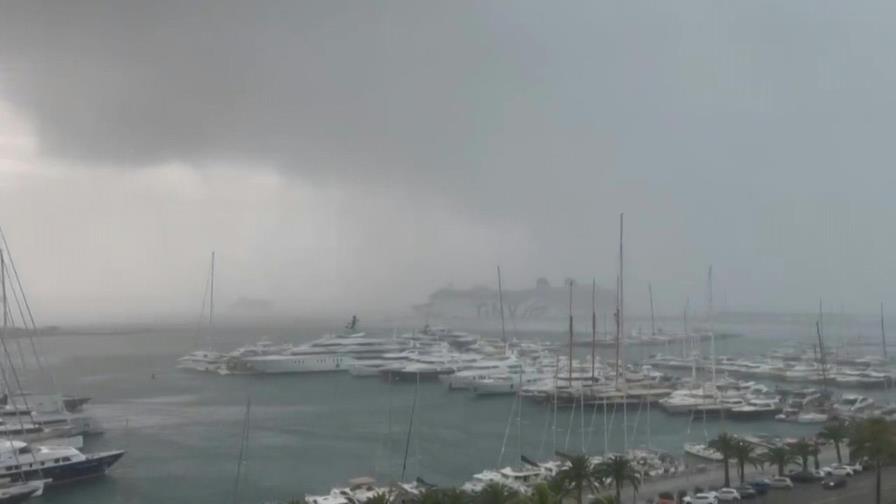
22, 313, 896, 503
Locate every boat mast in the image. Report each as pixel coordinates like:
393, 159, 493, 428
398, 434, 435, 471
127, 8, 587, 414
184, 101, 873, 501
619, 213, 624, 378
568, 279, 574, 384
1, 250, 5, 341
618, 213, 627, 452
232, 396, 251, 504
615, 213, 624, 387
881, 302, 888, 360
0, 226, 53, 388
708, 266, 715, 387
591, 278, 597, 382
209, 251, 216, 330
817, 299, 828, 390
681, 296, 691, 358
649, 283, 656, 339
400, 375, 419, 482
497, 266, 506, 344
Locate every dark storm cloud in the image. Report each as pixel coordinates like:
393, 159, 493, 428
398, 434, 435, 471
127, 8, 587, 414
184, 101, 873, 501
3, 0, 896, 313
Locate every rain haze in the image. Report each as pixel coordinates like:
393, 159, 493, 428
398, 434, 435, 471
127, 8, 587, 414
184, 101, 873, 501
0, 0, 894, 323
4, 4, 896, 504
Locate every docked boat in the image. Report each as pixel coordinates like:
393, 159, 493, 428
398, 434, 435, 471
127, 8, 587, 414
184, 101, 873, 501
729, 398, 781, 419
348, 360, 391, 377
832, 394, 875, 415
471, 375, 528, 396
683, 442, 723, 462
177, 252, 224, 372
177, 350, 226, 372
239, 353, 348, 374
0, 440, 124, 484
774, 408, 828, 423
0, 483, 41, 504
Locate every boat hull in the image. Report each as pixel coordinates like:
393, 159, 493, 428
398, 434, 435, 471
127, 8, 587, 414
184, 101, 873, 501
242, 355, 348, 374
0, 485, 38, 504
14, 451, 125, 485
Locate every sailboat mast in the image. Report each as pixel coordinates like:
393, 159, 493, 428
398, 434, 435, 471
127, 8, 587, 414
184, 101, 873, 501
817, 299, 828, 390
591, 278, 597, 381
618, 213, 624, 376
881, 302, 888, 360
497, 266, 507, 344
209, 251, 216, 329
232, 397, 251, 504
649, 283, 656, 338
568, 280, 574, 384
1, 250, 5, 333
400, 376, 419, 481
708, 266, 715, 387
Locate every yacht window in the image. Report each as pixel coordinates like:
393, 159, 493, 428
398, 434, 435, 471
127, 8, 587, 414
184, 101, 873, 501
61, 457, 71, 462
17, 447, 30, 455
53, 458, 60, 463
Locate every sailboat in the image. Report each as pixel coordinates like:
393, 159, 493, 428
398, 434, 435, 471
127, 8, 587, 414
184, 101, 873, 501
0, 237, 103, 440
681, 267, 725, 462
0, 250, 125, 486
178, 252, 226, 372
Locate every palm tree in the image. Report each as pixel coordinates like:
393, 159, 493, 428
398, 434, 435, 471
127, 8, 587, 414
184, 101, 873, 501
552, 454, 601, 504
731, 440, 760, 485
476, 482, 519, 504
442, 489, 471, 504
708, 433, 738, 487
849, 417, 896, 504
526, 483, 558, 504
421, 488, 470, 504
761, 446, 797, 476
819, 418, 849, 464
811, 438, 821, 470
594, 454, 641, 504
790, 438, 814, 472
364, 492, 392, 504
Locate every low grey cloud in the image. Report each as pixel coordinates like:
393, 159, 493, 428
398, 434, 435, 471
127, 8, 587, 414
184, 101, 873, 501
2, 1, 896, 319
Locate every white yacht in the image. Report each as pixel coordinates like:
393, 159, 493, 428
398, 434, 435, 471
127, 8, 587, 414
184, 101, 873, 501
471, 374, 534, 396
729, 398, 781, 419
230, 330, 412, 374
683, 442, 723, 462
0, 440, 124, 484
832, 394, 875, 415
177, 350, 226, 372
240, 353, 348, 374
441, 358, 523, 390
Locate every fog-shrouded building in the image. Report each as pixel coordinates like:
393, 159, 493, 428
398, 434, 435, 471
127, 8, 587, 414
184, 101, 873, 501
414, 278, 617, 321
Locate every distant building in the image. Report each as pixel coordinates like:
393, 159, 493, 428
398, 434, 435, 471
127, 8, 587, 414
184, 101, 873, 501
414, 278, 616, 321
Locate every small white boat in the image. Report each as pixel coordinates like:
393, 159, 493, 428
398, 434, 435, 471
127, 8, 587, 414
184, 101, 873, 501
833, 394, 875, 415
683, 442, 723, 462
796, 412, 829, 423
177, 350, 225, 372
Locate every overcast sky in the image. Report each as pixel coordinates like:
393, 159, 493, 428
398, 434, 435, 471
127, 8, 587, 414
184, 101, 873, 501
0, 1, 894, 323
